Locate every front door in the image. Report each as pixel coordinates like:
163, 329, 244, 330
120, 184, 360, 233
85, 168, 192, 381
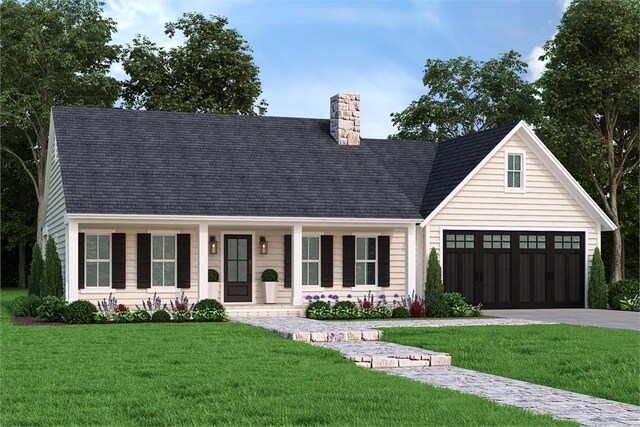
224, 235, 252, 302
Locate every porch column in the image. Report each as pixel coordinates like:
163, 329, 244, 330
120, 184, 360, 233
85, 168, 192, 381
198, 223, 209, 301
406, 224, 417, 297
291, 224, 303, 305
67, 220, 79, 302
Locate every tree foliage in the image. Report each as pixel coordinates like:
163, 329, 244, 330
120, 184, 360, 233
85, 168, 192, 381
0, 0, 121, 244
425, 248, 443, 298
588, 248, 608, 309
28, 244, 44, 296
391, 51, 542, 141
41, 237, 63, 298
538, 0, 639, 282
121, 13, 267, 115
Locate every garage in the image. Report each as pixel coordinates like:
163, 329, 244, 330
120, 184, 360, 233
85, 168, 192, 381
443, 230, 585, 309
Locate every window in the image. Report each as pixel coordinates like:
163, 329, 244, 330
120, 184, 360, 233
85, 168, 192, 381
356, 237, 376, 285
519, 235, 546, 249
302, 237, 320, 286
507, 153, 523, 190
446, 234, 474, 249
483, 234, 510, 249
554, 235, 580, 250
86, 235, 110, 287
152, 235, 176, 287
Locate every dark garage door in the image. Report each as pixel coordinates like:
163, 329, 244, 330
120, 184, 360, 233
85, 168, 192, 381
443, 231, 585, 309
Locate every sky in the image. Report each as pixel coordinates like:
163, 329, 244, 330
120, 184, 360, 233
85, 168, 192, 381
103, 0, 571, 138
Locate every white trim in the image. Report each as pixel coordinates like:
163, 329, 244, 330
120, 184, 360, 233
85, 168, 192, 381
198, 223, 209, 301
80, 229, 116, 234
406, 225, 417, 297
351, 232, 383, 237
420, 121, 616, 231
67, 220, 79, 302
596, 223, 601, 250
146, 229, 183, 234
584, 229, 589, 309
504, 150, 526, 193
292, 225, 303, 305
221, 232, 256, 304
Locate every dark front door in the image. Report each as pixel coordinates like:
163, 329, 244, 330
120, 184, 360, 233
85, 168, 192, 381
224, 235, 252, 302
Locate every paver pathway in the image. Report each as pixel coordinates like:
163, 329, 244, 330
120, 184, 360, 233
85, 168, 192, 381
327, 317, 553, 329
483, 308, 640, 331
382, 366, 640, 426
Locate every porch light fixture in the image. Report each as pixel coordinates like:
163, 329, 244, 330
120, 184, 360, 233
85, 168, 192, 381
259, 236, 268, 254
209, 236, 218, 254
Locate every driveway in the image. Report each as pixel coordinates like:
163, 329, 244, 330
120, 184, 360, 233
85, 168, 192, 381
482, 309, 640, 331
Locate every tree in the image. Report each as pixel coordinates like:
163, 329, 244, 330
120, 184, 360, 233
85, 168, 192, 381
390, 51, 542, 141
41, 237, 63, 298
0, 0, 121, 244
588, 248, 608, 309
538, 0, 639, 282
28, 244, 44, 296
425, 248, 443, 299
121, 13, 267, 115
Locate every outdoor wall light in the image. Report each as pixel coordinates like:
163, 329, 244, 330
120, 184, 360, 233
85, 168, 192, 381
209, 236, 218, 254
259, 236, 268, 254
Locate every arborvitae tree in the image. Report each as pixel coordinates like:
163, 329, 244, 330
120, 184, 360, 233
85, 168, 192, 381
41, 237, 63, 298
425, 247, 443, 299
588, 248, 608, 309
27, 243, 44, 296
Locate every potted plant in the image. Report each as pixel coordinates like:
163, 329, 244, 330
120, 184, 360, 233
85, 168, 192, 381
261, 269, 279, 304
208, 269, 221, 301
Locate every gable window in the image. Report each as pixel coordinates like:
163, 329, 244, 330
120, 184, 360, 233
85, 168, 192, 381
302, 236, 320, 286
506, 153, 524, 190
356, 237, 376, 285
152, 235, 176, 287
86, 234, 110, 287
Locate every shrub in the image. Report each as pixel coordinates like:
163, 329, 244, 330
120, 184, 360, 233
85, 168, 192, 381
192, 309, 226, 322
588, 248, 608, 309
208, 269, 219, 282
193, 298, 224, 312
41, 237, 64, 297
392, 306, 410, 318
442, 292, 466, 308
151, 310, 171, 322
94, 311, 111, 323
36, 296, 67, 321
305, 301, 331, 319
620, 296, 640, 312
609, 279, 640, 310
332, 300, 359, 320
377, 306, 392, 318
427, 299, 451, 318
425, 247, 443, 299
409, 300, 426, 318
9, 295, 42, 317
28, 244, 44, 296
130, 310, 151, 323
261, 269, 278, 282
63, 300, 97, 324
172, 310, 190, 322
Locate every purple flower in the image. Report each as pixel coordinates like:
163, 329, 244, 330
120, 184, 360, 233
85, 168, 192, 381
347, 294, 352, 299
305, 295, 312, 301
378, 294, 386, 299
394, 294, 399, 298
313, 295, 320, 300
320, 294, 326, 299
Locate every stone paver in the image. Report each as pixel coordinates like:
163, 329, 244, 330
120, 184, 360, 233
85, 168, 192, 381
483, 308, 640, 331
313, 340, 451, 368
381, 366, 640, 426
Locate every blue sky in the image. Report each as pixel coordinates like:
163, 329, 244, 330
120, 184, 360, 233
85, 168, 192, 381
104, 0, 569, 138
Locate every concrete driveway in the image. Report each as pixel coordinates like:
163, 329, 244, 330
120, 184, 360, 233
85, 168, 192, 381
482, 309, 640, 331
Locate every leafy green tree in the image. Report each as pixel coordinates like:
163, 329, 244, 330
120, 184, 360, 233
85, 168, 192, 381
391, 50, 542, 141
0, 0, 121, 245
28, 244, 44, 296
41, 237, 63, 298
588, 248, 608, 309
121, 13, 267, 115
425, 248, 443, 298
538, 0, 639, 282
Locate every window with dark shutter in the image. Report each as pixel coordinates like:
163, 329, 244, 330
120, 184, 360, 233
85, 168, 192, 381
78, 233, 85, 289
378, 236, 390, 287
321, 235, 333, 287
176, 234, 190, 288
284, 234, 291, 288
342, 235, 355, 287
112, 233, 126, 289
137, 233, 151, 289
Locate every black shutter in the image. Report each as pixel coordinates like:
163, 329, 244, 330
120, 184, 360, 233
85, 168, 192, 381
112, 233, 126, 289
284, 234, 291, 288
177, 234, 191, 288
137, 233, 151, 289
378, 235, 390, 287
342, 235, 355, 287
78, 233, 85, 289
321, 235, 333, 287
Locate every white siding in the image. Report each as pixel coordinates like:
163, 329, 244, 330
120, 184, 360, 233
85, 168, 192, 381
43, 135, 67, 279
426, 133, 598, 283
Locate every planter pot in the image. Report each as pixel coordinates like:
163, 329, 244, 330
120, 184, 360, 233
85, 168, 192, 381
263, 281, 278, 304
208, 281, 221, 301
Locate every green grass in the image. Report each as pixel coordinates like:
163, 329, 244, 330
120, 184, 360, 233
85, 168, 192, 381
382, 325, 640, 405
0, 289, 572, 426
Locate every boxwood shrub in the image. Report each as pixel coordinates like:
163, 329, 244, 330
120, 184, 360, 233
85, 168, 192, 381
208, 269, 219, 282
427, 299, 451, 318
392, 306, 410, 318
261, 269, 278, 282
151, 310, 171, 322
63, 300, 97, 324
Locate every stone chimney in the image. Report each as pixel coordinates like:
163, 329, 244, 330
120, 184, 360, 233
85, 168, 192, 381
330, 93, 360, 145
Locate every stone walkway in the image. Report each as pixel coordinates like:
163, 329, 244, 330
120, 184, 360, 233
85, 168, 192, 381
382, 366, 640, 426
327, 317, 553, 329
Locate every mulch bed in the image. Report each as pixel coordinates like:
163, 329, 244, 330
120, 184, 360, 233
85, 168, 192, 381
12, 316, 66, 326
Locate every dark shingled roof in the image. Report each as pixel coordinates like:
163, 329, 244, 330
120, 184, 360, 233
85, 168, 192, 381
52, 106, 516, 219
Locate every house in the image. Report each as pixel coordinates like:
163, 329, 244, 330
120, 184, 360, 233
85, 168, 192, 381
42, 94, 615, 315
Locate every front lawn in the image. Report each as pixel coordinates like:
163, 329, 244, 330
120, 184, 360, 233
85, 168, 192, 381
0, 289, 571, 426
382, 324, 640, 405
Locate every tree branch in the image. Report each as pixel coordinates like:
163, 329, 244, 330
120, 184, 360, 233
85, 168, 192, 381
1, 146, 39, 196
576, 147, 614, 218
